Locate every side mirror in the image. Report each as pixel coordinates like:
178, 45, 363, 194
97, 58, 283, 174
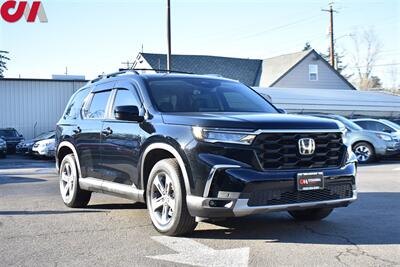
114, 105, 144, 122
277, 108, 287, 114
383, 129, 392, 133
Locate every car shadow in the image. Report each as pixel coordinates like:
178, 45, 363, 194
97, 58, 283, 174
0, 210, 103, 216
0, 176, 46, 185
191, 192, 400, 245
86, 202, 147, 210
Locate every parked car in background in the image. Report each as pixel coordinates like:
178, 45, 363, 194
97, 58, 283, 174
353, 119, 400, 141
0, 138, 7, 158
311, 114, 400, 163
32, 138, 56, 158
0, 128, 24, 154
17, 131, 55, 156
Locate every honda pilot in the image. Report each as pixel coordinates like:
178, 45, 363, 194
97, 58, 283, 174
56, 70, 357, 236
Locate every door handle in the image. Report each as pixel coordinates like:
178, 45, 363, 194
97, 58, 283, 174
73, 126, 82, 134
101, 127, 113, 136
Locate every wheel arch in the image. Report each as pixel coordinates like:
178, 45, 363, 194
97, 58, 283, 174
57, 141, 82, 178
140, 142, 192, 196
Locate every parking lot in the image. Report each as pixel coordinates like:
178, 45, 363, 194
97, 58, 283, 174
0, 155, 399, 267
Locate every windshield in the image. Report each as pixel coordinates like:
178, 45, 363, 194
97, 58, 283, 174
35, 131, 55, 140
335, 117, 363, 131
381, 120, 400, 130
145, 77, 277, 113
0, 129, 18, 138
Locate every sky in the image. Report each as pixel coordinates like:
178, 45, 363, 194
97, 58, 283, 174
1, 0, 399, 87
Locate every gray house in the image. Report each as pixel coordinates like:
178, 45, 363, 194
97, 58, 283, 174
132, 49, 355, 90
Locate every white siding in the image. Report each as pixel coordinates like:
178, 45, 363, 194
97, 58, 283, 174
272, 53, 354, 90
0, 79, 86, 139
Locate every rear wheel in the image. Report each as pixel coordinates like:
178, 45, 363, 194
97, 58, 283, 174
59, 154, 91, 208
288, 208, 333, 221
146, 158, 197, 236
353, 142, 375, 163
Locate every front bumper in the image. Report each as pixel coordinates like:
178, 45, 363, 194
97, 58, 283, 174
32, 147, 55, 157
186, 162, 357, 219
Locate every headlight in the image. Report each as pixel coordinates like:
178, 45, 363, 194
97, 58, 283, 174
36, 140, 54, 148
192, 127, 256, 145
376, 133, 393, 142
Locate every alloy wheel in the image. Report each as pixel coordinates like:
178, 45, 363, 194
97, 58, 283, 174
60, 162, 75, 203
150, 172, 176, 227
354, 145, 371, 162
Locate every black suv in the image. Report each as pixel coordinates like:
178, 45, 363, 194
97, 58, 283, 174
56, 70, 357, 236
0, 128, 24, 154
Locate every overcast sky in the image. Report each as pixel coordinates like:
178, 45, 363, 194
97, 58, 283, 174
1, 0, 399, 86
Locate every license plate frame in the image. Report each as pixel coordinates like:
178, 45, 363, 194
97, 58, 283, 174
297, 172, 324, 191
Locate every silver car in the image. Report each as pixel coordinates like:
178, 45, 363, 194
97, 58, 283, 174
312, 114, 399, 163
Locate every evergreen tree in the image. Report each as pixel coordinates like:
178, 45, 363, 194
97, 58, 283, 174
0, 51, 10, 78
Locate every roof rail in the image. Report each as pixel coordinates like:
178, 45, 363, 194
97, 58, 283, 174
90, 68, 196, 84
130, 68, 194, 74
90, 69, 139, 83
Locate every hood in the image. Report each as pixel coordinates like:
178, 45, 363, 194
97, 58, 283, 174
161, 113, 340, 130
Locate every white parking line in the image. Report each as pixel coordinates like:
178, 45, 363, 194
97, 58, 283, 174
148, 236, 250, 267
393, 167, 400, 171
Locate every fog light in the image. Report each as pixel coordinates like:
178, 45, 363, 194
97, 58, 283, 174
209, 200, 217, 207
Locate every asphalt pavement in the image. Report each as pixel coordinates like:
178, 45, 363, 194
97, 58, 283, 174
0, 155, 399, 267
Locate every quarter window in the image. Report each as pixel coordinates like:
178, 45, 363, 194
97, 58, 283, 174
85, 91, 111, 119
64, 88, 90, 120
309, 64, 318, 81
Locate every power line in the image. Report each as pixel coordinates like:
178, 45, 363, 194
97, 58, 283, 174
235, 14, 322, 40
348, 63, 400, 69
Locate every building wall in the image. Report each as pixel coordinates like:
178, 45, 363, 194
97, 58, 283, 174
0, 79, 87, 139
271, 53, 354, 90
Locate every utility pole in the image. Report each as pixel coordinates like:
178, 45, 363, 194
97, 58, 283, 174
121, 60, 134, 69
166, 0, 172, 72
322, 3, 338, 69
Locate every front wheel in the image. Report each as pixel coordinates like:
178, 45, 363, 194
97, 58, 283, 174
288, 208, 333, 221
146, 158, 197, 236
59, 154, 91, 208
353, 142, 375, 163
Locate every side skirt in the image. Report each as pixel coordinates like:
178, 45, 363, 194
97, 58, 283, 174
80, 178, 145, 202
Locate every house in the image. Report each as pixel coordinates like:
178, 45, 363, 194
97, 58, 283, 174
132, 49, 356, 90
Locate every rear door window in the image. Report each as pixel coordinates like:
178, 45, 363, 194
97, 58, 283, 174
84, 91, 112, 119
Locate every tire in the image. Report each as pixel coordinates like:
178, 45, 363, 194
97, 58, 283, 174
146, 158, 197, 236
288, 208, 333, 221
353, 142, 375, 164
59, 154, 91, 208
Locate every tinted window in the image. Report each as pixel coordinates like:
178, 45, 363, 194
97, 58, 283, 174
0, 129, 18, 137
85, 91, 111, 119
356, 121, 394, 133
145, 77, 277, 113
64, 88, 90, 120
374, 122, 395, 133
112, 89, 141, 116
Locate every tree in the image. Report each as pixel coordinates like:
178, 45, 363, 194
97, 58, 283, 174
320, 48, 353, 79
303, 42, 312, 51
348, 29, 382, 89
0, 50, 10, 78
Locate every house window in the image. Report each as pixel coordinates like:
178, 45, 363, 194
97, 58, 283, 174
309, 64, 318, 81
